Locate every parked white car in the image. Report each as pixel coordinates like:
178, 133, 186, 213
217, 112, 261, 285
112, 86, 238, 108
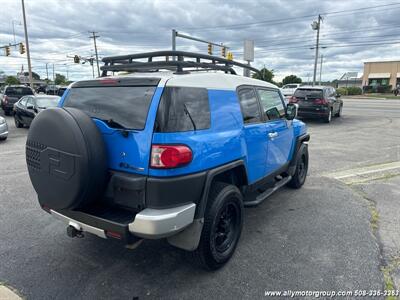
281, 83, 301, 96
0, 116, 8, 141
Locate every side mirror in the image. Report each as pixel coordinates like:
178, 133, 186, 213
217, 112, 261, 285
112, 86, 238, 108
286, 103, 298, 120
27, 105, 34, 110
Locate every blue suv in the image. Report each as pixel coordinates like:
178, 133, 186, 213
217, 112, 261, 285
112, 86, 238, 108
26, 51, 309, 270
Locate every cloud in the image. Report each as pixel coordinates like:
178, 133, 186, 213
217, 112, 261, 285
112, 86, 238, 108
0, 0, 399, 82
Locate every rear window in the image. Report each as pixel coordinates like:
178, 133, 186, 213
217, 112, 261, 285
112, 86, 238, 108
64, 86, 156, 130
6, 87, 33, 96
294, 89, 323, 98
155, 87, 210, 132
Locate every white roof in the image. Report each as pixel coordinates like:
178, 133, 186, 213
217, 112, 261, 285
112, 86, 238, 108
113, 71, 278, 90
368, 73, 391, 79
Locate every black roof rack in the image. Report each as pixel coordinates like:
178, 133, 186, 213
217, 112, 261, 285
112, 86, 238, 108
100, 50, 260, 76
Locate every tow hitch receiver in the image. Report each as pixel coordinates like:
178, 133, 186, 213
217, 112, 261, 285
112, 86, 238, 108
67, 222, 84, 238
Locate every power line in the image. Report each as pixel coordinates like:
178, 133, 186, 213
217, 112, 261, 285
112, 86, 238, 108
178, 3, 400, 31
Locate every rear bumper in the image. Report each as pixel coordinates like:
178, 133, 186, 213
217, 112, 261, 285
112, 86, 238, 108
50, 203, 196, 242
298, 107, 329, 118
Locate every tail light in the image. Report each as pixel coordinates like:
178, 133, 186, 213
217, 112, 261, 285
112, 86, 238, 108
289, 96, 298, 103
314, 98, 328, 105
3, 95, 8, 104
151, 145, 192, 169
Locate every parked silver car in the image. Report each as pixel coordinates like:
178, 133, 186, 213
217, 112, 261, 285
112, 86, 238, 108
0, 116, 8, 141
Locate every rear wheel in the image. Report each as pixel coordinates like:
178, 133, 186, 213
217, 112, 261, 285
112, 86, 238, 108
193, 182, 243, 270
14, 115, 23, 128
324, 108, 332, 123
288, 145, 308, 189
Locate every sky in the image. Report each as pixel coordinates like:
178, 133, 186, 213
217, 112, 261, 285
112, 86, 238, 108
1, 0, 400, 83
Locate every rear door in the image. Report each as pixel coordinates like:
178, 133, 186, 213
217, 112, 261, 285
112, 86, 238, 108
25, 97, 36, 125
237, 87, 268, 184
256, 88, 294, 174
62, 77, 161, 175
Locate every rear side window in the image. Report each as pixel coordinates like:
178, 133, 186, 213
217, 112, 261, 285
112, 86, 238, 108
6, 87, 33, 96
257, 89, 285, 120
294, 89, 323, 99
64, 86, 156, 130
155, 87, 210, 132
238, 88, 262, 124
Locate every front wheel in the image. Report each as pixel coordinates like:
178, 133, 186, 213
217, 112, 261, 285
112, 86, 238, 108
287, 145, 309, 189
193, 182, 244, 270
14, 115, 23, 128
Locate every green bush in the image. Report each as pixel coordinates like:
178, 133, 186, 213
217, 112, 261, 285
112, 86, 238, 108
336, 87, 362, 96
336, 87, 348, 96
346, 87, 362, 95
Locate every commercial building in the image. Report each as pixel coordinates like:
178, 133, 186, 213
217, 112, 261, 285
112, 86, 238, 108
363, 61, 400, 89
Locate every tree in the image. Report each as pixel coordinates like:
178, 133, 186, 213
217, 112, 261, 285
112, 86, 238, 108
54, 73, 67, 85
5, 76, 20, 85
252, 68, 275, 84
22, 71, 40, 80
282, 75, 302, 85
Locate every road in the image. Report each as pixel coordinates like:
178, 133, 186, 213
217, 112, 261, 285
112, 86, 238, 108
1, 98, 399, 299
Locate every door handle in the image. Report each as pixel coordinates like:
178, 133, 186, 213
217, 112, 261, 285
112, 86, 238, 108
268, 132, 278, 139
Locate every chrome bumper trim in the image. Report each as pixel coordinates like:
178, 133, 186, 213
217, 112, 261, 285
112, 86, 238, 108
128, 203, 196, 239
50, 209, 107, 239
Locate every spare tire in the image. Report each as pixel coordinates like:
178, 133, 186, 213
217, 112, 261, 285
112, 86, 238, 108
26, 107, 107, 210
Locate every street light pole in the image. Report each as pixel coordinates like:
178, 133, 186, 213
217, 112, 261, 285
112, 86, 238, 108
312, 14, 322, 86
21, 0, 33, 88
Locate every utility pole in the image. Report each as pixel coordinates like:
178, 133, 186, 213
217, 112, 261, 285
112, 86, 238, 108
52, 63, 55, 83
311, 14, 322, 86
45, 63, 49, 80
89, 31, 100, 77
21, 0, 33, 88
319, 54, 323, 85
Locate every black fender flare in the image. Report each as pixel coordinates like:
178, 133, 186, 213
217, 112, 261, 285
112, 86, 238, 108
288, 133, 310, 176
195, 160, 246, 219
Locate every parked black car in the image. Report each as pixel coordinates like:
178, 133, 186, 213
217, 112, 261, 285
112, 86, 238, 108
1, 85, 34, 115
289, 86, 343, 123
13, 95, 60, 128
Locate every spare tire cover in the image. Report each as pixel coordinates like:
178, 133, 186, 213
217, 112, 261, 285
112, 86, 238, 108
26, 107, 107, 210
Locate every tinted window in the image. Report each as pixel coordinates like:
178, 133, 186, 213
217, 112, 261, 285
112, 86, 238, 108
26, 97, 34, 108
294, 89, 323, 98
6, 87, 33, 96
238, 88, 262, 124
155, 87, 210, 132
64, 86, 156, 130
19, 97, 28, 107
257, 89, 285, 120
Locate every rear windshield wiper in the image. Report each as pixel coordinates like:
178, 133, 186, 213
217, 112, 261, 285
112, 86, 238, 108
183, 103, 197, 131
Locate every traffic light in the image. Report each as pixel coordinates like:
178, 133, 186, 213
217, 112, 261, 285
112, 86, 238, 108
4, 46, 10, 56
19, 43, 25, 54
207, 44, 212, 55
73, 55, 80, 63
227, 52, 233, 61
221, 47, 226, 57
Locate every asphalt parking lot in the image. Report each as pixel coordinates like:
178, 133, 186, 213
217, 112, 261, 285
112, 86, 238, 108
1, 98, 400, 299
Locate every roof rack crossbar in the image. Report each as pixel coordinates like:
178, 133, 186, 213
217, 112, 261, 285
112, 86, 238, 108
100, 50, 259, 76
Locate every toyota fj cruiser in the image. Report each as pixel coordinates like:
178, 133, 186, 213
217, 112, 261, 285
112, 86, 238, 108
26, 51, 309, 270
